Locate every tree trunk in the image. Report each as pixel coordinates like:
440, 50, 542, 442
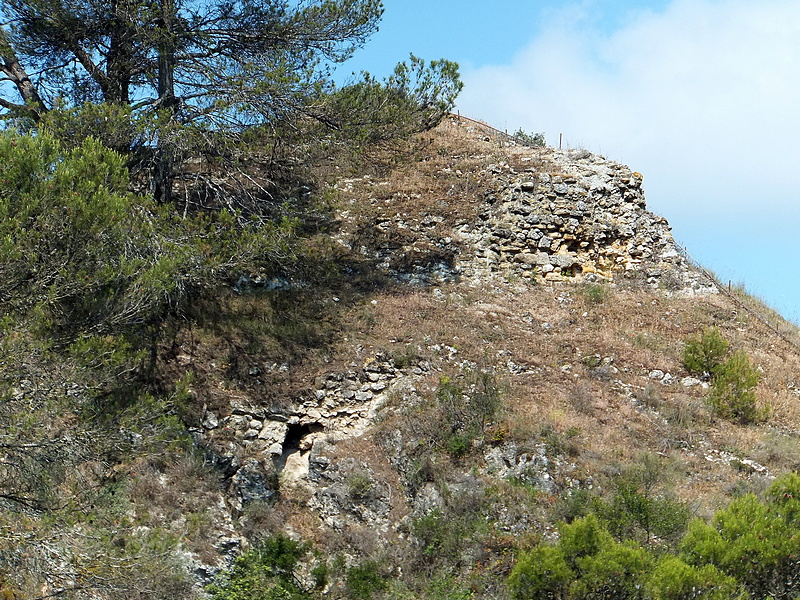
107, 0, 135, 104
154, 0, 177, 203
0, 28, 48, 119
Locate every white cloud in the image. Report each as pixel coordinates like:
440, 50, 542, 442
457, 0, 800, 217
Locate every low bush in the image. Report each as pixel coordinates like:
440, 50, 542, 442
707, 350, 765, 424
208, 535, 313, 600
680, 472, 800, 599
436, 370, 502, 457
571, 540, 653, 600
513, 129, 546, 148
346, 561, 387, 599
508, 544, 574, 600
681, 327, 728, 378
645, 556, 743, 600
346, 470, 374, 501
681, 328, 765, 424
598, 454, 690, 546
580, 283, 609, 305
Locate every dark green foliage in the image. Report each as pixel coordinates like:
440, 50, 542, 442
0, 127, 294, 542
37, 102, 150, 154
3, 0, 385, 118
555, 456, 690, 549
508, 545, 574, 600
681, 327, 728, 378
326, 54, 463, 150
445, 434, 471, 458
0, 130, 294, 342
346, 470, 374, 500
208, 535, 313, 600
680, 472, 800, 599
707, 350, 764, 424
540, 424, 582, 458
681, 328, 765, 424
554, 488, 599, 524
2, 0, 462, 205
72, 526, 195, 599
346, 561, 387, 599
645, 556, 743, 600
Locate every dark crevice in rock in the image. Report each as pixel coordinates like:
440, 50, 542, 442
274, 422, 324, 474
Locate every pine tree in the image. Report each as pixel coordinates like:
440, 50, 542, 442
1, 1, 462, 202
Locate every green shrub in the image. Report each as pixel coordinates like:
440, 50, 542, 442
39, 102, 151, 153
681, 327, 728, 378
599, 454, 690, 546
646, 556, 743, 600
392, 344, 419, 369
680, 481, 800, 600
325, 55, 462, 151
411, 496, 488, 573
445, 434, 471, 458
424, 576, 473, 600
571, 540, 653, 600
346, 471, 374, 500
63, 524, 194, 600
507, 545, 573, 600
412, 508, 459, 560
554, 488, 600, 524
436, 371, 502, 457
346, 561, 387, 599
513, 129, 546, 147
558, 513, 613, 568
0, 128, 298, 410
765, 471, 800, 524
208, 535, 312, 600
707, 350, 765, 424
581, 283, 609, 305
681, 328, 764, 424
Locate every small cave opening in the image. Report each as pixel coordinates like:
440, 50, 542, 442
274, 422, 324, 474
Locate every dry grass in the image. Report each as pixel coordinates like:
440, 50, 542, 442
161, 118, 800, 558
322, 269, 800, 510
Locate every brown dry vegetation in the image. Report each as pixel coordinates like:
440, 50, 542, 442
148, 118, 800, 590
328, 123, 795, 509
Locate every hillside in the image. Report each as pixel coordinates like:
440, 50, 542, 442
4, 117, 800, 599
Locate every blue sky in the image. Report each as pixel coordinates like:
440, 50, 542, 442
338, 0, 800, 322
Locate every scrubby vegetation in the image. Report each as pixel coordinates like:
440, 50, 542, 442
508, 472, 800, 600
682, 327, 766, 424
2, 4, 800, 596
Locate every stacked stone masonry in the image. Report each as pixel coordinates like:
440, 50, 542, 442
461, 148, 717, 294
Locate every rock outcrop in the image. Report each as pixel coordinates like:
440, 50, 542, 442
190, 126, 722, 584
460, 148, 716, 295
338, 136, 717, 295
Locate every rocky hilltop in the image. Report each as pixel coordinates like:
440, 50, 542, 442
194, 119, 721, 531
334, 118, 715, 295
8, 117, 800, 599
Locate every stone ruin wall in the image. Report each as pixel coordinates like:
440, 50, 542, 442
458, 147, 717, 295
